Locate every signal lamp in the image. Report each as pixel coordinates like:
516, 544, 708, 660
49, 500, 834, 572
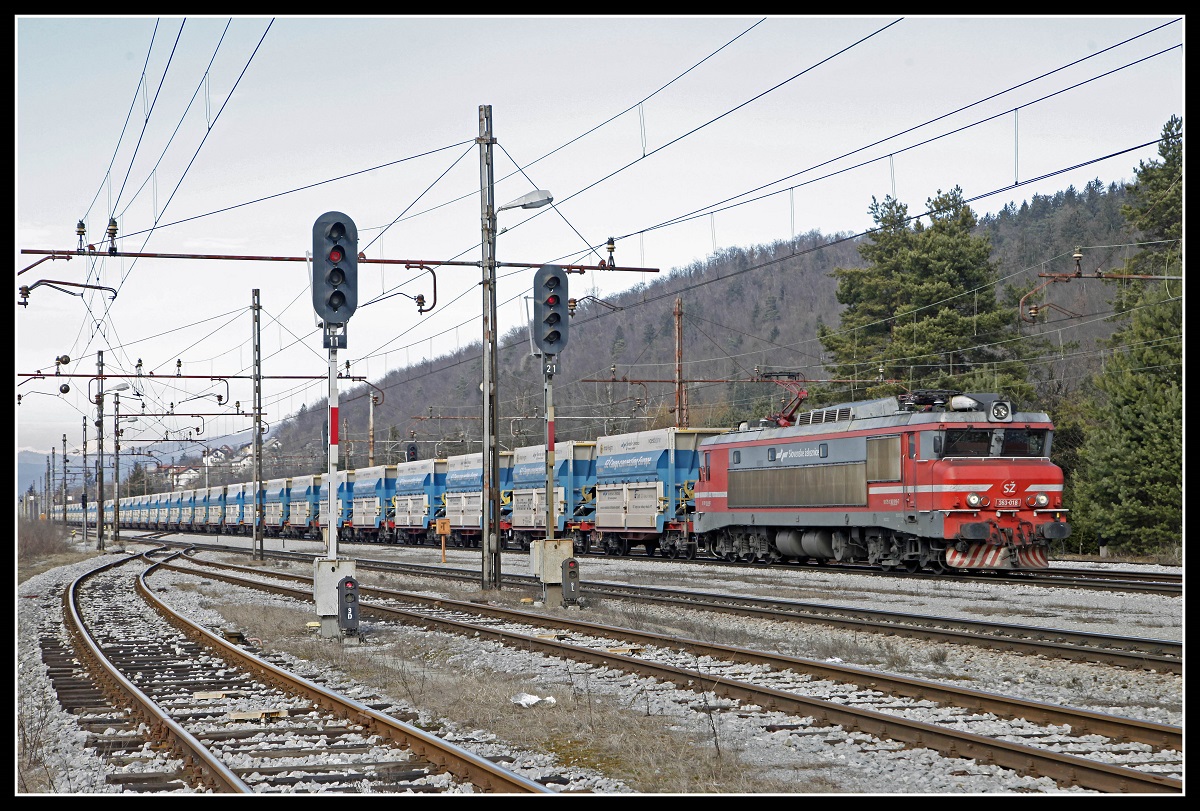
312, 212, 359, 326
532, 265, 569, 355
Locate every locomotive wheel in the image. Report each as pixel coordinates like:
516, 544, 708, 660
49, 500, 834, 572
685, 544, 697, 560
665, 545, 679, 559
903, 560, 921, 573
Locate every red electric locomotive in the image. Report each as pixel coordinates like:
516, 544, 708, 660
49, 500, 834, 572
692, 389, 1070, 572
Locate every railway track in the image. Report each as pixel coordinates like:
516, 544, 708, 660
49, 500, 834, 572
556, 580, 1183, 674
48, 550, 555, 794
369, 538, 1185, 596
100, 526, 1184, 595
157, 551, 1182, 793
140, 539, 1181, 674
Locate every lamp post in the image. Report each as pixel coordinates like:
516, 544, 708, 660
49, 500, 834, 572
82, 415, 89, 545
62, 433, 68, 525
112, 390, 135, 549
93, 379, 129, 551
112, 402, 142, 542
478, 104, 553, 589
114, 394, 121, 547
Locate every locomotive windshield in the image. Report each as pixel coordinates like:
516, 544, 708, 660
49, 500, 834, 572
941, 427, 1048, 458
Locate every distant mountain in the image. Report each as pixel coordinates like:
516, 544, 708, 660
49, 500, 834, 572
17, 450, 47, 503
15, 431, 263, 505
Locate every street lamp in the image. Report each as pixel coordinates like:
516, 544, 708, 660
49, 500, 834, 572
499, 190, 554, 214
479, 104, 553, 590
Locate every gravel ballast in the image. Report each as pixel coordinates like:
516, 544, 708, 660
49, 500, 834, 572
17, 537, 1182, 794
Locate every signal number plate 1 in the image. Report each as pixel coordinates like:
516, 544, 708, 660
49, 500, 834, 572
995, 498, 1022, 508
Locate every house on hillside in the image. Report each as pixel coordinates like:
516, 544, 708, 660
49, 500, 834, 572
173, 466, 202, 489
231, 443, 256, 473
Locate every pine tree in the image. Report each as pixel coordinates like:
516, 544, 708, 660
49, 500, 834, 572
817, 187, 1043, 405
1070, 116, 1182, 558
1071, 285, 1181, 556
123, 461, 151, 496
1114, 114, 1182, 313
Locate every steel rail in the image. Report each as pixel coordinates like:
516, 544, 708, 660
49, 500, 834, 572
63, 552, 252, 792
159, 554, 1182, 793
139, 551, 552, 794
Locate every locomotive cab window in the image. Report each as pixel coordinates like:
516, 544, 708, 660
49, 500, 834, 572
940, 427, 1050, 458
998, 428, 1049, 457
941, 428, 992, 457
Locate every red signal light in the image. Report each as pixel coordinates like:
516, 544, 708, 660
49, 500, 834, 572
329, 246, 344, 264
546, 294, 559, 306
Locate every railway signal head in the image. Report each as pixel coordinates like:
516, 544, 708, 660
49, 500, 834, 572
532, 264, 569, 355
312, 212, 358, 325
336, 575, 360, 632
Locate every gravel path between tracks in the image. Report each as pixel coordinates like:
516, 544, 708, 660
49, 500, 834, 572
17, 540, 1183, 794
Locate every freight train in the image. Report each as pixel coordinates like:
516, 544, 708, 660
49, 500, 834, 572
66, 389, 1071, 572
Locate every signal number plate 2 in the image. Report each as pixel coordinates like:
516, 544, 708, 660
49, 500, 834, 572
995, 498, 1022, 508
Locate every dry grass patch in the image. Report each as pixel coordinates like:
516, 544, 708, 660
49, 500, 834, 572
208, 598, 842, 793
17, 518, 98, 584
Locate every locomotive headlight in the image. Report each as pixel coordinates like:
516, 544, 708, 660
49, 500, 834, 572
1033, 493, 1049, 508
966, 492, 983, 508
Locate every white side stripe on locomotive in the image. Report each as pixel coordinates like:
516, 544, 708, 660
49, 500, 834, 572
868, 483, 1063, 495
869, 484, 994, 494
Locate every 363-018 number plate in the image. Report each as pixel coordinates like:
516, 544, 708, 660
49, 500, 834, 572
994, 498, 1022, 508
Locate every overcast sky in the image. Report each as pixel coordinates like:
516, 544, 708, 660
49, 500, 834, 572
15, 15, 1184, 461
